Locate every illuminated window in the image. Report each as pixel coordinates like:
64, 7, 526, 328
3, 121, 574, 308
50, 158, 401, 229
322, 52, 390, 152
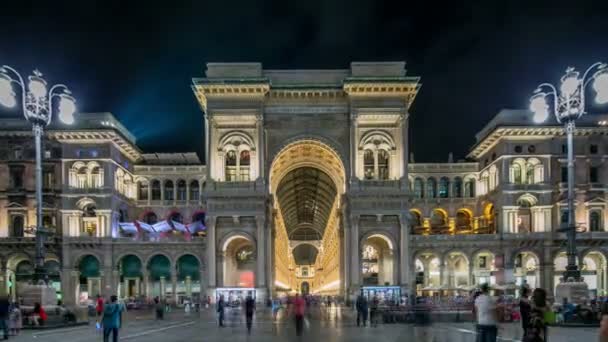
414, 178, 424, 198
589, 211, 602, 232
164, 180, 174, 200
239, 150, 250, 181
189, 180, 200, 201
138, 181, 149, 200
225, 150, 237, 181
439, 177, 449, 198
177, 180, 187, 200
464, 178, 475, 197
453, 177, 463, 198
378, 150, 389, 180
426, 178, 437, 198
151, 180, 161, 200
364, 149, 374, 180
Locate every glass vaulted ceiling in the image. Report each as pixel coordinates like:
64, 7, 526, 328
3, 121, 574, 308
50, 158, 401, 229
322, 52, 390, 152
276, 167, 337, 249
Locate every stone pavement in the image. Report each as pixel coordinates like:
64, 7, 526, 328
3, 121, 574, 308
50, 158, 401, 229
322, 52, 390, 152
11, 306, 600, 341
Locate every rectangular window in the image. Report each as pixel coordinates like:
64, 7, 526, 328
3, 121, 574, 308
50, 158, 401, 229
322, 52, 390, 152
561, 144, 567, 154
590, 166, 599, 183
590, 144, 599, 154
43, 169, 55, 190
561, 166, 568, 182
9, 166, 24, 189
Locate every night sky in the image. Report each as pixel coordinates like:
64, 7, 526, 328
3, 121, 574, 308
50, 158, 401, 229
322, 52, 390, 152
1, 1, 607, 162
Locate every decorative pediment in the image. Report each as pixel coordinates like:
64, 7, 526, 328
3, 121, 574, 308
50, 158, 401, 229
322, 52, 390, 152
6, 202, 26, 209
585, 196, 607, 206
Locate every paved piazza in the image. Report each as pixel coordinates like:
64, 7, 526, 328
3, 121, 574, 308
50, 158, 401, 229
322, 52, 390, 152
12, 308, 600, 342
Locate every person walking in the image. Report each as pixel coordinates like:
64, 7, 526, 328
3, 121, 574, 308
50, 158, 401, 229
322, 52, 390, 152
474, 283, 498, 342
519, 287, 532, 340
217, 295, 226, 327
356, 294, 368, 327
0, 296, 9, 340
369, 295, 379, 327
293, 293, 306, 337
154, 297, 164, 320
244, 294, 255, 334
525, 288, 548, 342
8, 303, 21, 337
102, 295, 123, 342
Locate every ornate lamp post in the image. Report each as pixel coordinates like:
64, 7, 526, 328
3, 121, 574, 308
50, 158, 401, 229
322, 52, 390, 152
529, 62, 608, 296
0, 65, 76, 284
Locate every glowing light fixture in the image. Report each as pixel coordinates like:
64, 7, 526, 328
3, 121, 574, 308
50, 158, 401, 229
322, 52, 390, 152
58, 93, 76, 124
530, 92, 549, 123
560, 69, 580, 96
28, 74, 47, 99
593, 70, 608, 104
0, 74, 16, 108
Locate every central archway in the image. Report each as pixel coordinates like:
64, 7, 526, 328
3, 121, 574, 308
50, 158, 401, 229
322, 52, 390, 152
269, 139, 346, 295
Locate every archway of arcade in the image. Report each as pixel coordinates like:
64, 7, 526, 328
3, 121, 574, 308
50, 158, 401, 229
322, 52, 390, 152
269, 140, 346, 296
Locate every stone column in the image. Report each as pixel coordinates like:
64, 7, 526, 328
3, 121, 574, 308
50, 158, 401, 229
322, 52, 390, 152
142, 270, 150, 299
71, 270, 80, 305
160, 276, 166, 299
342, 212, 351, 296
172, 275, 177, 304
256, 216, 266, 288
112, 270, 120, 298
147, 182, 151, 205
206, 216, 217, 289
349, 113, 357, 182
401, 113, 409, 180
399, 214, 411, 293
186, 276, 192, 298
256, 115, 264, 181
350, 215, 360, 289
0, 267, 6, 297
265, 217, 273, 292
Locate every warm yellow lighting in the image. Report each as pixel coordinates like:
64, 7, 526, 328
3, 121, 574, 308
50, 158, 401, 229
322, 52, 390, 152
315, 279, 340, 292
275, 280, 290, 289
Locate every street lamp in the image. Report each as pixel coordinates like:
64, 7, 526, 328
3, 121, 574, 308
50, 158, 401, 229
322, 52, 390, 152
529, 62, 608, 290
0, 65, 76, 284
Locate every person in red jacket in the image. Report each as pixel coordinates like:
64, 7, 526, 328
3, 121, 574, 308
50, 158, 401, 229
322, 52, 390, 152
32, 303, 47, 326
96, 295, 105, 318
293, 294, 306, 336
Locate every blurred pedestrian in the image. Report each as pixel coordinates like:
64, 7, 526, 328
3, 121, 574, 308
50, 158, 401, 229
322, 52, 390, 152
8, 303, 21, 337
293, 293, 306, 336
474, 283, 497, 342
356, 294, 368, 327
370, 295, 379, 327
520, 287, 531, 339
525, 288, 548, 342
0, 296, 9, 339
154, 297, 163, 320
217, 295, 226, 327
102, 295, 123, 342
244, 294, 255, 334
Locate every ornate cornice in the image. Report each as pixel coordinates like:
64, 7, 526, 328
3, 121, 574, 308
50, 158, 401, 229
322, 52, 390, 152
343, 81, 420, 109
192, 82, 270, 113
468, 126, 608, 159
49, 130, 142, 162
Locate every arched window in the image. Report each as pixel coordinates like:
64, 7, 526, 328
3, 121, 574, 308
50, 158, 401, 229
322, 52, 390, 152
410, 210, 422, 227
456, 210, 472, 232
512, 163, 522, 184
414, 178, 424, 198
90, 164, 102, 188
115, 169, 124, 194
225, 150, 237, 181
527, 158, 543, 184
143, 212, 158, 225
364, 149, 375, 180
517, 197, 534, 233
177, 180, 187, 201
138, 180, 149, 200
439, 177, 450, 198
426, 178, 437, 198
589, 211, 602, 232
151, 180, 161, 200
189, 180, 200, 201
77, 165, 87, 188
453, 177, 463, 198
164, 180, 174, 201
464, 178, 475, 197
430, 209, 447, 233
480, 171, 490, 195
378, 150, 389, 180
168, 212, 183, 223
239, 150, 250, 181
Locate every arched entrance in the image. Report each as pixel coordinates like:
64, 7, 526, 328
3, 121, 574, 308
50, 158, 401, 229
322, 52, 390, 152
269, 139, 346, 295
177, 255, 201, 303
222, 235, 256, 288
361, 234, 395, 286
514, 251, 540, 289
415, 252, 441, 295
118, 255, 142, 299
77, 255, 101, 304
582, 251, 607, 297
148, 255, 172, 299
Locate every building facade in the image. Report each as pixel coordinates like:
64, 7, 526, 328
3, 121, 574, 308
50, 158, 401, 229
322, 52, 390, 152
0, 62, 607, 306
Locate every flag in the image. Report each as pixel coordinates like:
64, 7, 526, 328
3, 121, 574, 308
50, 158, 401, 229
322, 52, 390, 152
188, 220, 206, 233
153, 220, 172, 233
118, 222, 138, 235
136, 221, 155, 233
172, 220, 189, 232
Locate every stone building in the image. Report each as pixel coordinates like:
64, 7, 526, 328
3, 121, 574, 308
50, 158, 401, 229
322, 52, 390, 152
0, 62, 607, 306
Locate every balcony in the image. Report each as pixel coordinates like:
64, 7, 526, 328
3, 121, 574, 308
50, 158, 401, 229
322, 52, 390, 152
63, 235, 206, 244
354, 179, 404, 192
